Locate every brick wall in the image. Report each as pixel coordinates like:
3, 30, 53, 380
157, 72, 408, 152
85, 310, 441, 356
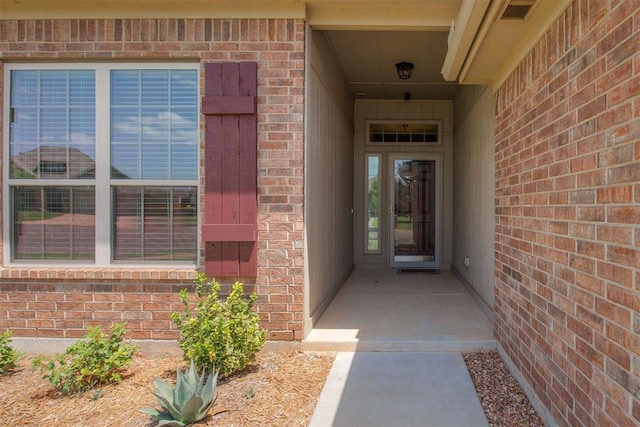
494, 1, 640, 425
0, 18, 305, 341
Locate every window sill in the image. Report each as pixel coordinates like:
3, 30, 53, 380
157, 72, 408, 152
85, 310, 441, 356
0, 266, 198, 281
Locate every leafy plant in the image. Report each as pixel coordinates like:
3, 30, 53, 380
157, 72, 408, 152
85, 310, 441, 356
140, 360, 217, 426
245, 387, 255, 399
0, 330, 23, 374
32, 323, 138, 395
171, 273, 266, 378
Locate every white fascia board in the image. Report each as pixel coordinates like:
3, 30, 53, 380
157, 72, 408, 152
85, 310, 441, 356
306, 0, 459, 31
440, 0, 490, 82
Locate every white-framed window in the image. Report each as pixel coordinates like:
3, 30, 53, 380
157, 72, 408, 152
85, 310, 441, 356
366, 120, 441, 145
3, 63, 199, 266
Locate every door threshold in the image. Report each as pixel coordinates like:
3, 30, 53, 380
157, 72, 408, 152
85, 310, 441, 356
396, 268, 441, 274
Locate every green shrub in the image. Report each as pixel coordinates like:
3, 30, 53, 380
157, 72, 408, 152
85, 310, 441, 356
32, 323, 138, 395
0, 330, 23, 374
171, 273, 266, 378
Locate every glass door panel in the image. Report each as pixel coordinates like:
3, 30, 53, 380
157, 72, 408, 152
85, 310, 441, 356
391, 158, 437, 266
366, 155, 380, 253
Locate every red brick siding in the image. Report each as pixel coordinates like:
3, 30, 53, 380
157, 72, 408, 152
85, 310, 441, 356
0, 277, 195, 340
0, 18, 305, 341
495, 1, 640, 425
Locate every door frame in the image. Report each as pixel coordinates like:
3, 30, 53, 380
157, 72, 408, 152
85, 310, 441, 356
388, 153, 443, 269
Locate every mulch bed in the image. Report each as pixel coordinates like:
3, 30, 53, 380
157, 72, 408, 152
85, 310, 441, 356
0, 351, 335, 427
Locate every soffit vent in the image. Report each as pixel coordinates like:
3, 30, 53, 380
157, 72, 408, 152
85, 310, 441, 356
500, 0, 536, 20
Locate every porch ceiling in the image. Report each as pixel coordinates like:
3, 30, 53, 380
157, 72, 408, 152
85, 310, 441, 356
318, 0, 572, 99
324, 30, 457, 101
2, 0, 572, 97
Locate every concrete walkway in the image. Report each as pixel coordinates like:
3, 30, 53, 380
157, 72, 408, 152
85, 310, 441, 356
305, 269, 495, 426
310, 352, 489, 427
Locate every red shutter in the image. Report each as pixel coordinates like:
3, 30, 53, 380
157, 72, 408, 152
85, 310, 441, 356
202, 62, 258, 278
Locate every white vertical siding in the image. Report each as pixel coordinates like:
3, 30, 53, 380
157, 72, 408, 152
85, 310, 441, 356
305, 29, 355, 332
452, 85, 495, 308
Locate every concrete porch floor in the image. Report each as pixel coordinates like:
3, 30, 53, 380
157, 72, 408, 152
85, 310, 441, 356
302, 268, 496, 352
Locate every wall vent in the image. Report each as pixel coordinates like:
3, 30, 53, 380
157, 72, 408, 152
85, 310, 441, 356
500, 0, 535, 20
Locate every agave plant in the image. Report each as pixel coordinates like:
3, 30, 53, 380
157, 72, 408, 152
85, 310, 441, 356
140, 360, 217, 426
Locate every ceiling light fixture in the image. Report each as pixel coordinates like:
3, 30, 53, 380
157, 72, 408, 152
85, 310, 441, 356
395, 62, 414, 80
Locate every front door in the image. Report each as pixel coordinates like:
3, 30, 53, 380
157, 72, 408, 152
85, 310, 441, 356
389, 155, 441, 269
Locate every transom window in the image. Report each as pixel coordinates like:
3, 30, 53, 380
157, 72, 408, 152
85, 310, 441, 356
4, 63, 199, 265
367, 120, 441, 144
